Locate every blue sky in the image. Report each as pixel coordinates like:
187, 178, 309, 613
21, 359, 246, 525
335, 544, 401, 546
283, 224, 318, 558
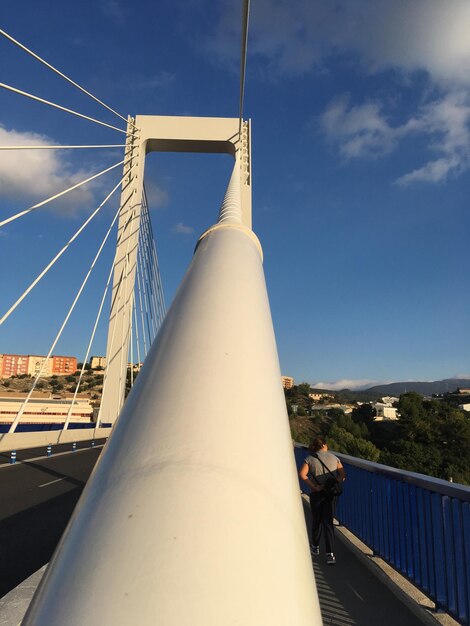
0, 0, 469, 389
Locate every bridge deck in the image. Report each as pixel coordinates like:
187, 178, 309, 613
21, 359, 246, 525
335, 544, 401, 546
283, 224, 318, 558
313, 530, 420, 625
301, 497, 451, 626
0, 494, 447, 625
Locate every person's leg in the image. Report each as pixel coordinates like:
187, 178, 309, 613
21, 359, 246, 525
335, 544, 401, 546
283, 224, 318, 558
322, 496, 335, 555
309, 493, 323, 549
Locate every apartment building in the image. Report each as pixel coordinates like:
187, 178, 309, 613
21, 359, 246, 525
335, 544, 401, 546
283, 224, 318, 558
90, 356, 107, 370
0, 354, 77, 378
1, 354, 29, 377
52, 355, 77, 375
281, 376, 294, 389
28, 355, 53, 377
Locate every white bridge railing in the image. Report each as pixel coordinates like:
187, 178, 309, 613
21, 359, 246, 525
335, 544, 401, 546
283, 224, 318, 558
22, 156, 322, 626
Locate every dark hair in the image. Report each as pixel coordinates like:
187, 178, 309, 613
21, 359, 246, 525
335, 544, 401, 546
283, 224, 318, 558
309, 437, 325, 453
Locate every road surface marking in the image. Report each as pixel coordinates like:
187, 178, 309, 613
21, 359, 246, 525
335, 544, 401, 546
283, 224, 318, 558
39, 477, 66, 488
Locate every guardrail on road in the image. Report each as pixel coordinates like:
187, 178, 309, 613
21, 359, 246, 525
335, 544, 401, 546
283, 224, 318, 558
0, 427, 112, 453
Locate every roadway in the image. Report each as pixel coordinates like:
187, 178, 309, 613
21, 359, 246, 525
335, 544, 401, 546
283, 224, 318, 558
0, 443, 105, 596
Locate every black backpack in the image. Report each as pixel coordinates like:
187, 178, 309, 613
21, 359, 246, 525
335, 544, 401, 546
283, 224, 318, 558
311, 453, 343, 498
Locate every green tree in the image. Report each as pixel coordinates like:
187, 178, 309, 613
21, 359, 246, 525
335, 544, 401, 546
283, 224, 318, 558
380, 393, 470, 484
297, 382, 311, 396
335, 413, 367, 439
327, 426, 380, 462
351, 403, 376, 427
381, 441, 442, 478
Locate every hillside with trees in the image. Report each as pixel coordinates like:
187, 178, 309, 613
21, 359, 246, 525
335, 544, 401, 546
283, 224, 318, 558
0, 366, 105, 404
287, 384, 470, 485
0, 362, 137, 405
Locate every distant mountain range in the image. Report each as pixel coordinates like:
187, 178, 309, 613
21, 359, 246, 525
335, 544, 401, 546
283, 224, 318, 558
346, 379, 470, 397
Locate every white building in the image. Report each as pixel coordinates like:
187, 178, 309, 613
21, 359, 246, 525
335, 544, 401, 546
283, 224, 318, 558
28, 355, 53, 377
374, 403, 399, 420
90, 356, 106, 370
309, 392, 334, 402
0, 392, 94, 427
381, 396, 399, 405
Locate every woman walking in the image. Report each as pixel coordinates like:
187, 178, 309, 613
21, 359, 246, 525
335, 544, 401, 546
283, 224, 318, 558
299, 437, 345, 565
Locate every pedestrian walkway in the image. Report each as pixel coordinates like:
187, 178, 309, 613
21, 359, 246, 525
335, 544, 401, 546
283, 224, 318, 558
301, 497, 434, 625
313, 533, 421, 625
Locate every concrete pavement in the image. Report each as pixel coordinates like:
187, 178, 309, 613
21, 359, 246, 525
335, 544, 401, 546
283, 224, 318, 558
302, 497, 436, 625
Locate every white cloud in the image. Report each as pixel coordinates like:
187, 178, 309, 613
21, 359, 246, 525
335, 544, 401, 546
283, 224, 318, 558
396, 91, 470, 184
396, 157, 459, 186
131, 71, 175, 91
320, 91, 470, 184
206, 0, 470, 85
100, 0, 128, 25
206, 0, 325, 75
172, 222, 194, 235
320, 95, 400, 159
0, 125, 98, 212
144, 180, 169, 208
313, 379, 389, 391
338, 0, 470, 87
203, 0, 470, 184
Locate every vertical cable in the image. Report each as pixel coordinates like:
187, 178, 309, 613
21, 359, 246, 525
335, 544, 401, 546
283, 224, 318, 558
239, 0, 251, 135
129, 296, 135, 389
139, 194, 158, 331
133, 299, 142, 370
137, 241, 152, 348
143, 203, 162, 327
139, 221, 157, 341
135, 253, 148, 356
141, 189, 167, 326
97, 203, 138, 426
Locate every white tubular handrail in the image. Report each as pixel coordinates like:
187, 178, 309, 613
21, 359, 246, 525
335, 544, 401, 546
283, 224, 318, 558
23, 159, 321, 626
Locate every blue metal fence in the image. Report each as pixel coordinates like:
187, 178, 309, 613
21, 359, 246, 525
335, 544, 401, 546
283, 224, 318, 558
294, 445, 470, 625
